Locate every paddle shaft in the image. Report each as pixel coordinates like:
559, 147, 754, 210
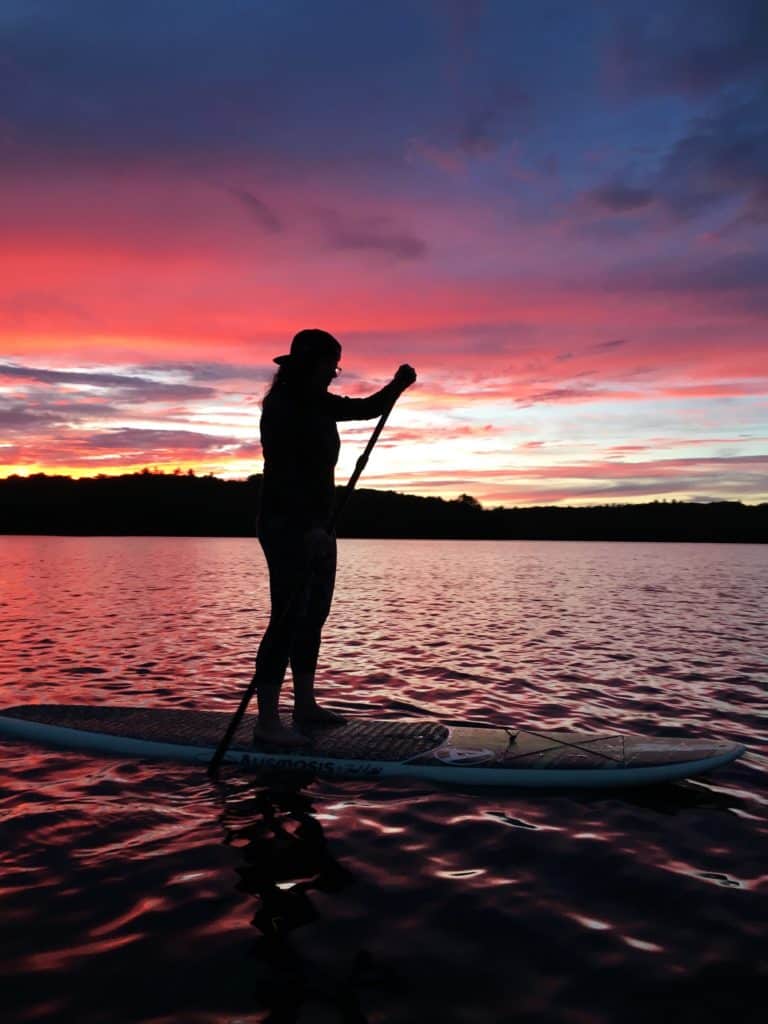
207, 388, 401, 777
327, 390, 397, 532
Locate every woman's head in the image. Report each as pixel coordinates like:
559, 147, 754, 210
268, 329, 342, 394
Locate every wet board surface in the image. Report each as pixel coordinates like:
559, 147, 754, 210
0, 705, 746, 788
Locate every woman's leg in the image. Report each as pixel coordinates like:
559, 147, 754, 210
291, 537, 346, 725
252, 530, 311, 746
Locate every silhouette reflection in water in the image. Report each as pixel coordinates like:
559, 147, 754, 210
220, 776, 395, 1023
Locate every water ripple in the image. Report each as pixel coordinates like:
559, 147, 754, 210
0, 536, 766, 1023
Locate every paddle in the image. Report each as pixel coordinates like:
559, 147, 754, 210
207, 387, 402, 777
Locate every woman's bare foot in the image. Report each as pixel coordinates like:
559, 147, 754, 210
252, 720, 311, 748
293, 705, 347, 727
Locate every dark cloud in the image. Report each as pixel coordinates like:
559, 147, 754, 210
584, 88, 768, 231
608, 249, 768, 308
587, 182, 653, 212
517, 473, 768, 503
0, 404, 63, 429
318, 210, 428, 261
657, 95, 768, 223
573, 214, 651, 242
407, 79, 532, 174
0, 398, 114, 432
84, 428, 240, 452
0, 362, 215, 401
607, 1, 768, 96
587, 4, 768, 238
592, 339, 628, 351
663, 250, 768, 292
517, 386, 603, 406
457, 84, 532, 156
227, 189, 282, 233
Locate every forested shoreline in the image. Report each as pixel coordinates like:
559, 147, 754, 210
0, 471, 765, 542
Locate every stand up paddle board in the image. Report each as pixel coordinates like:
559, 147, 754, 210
0, 705, 746, 787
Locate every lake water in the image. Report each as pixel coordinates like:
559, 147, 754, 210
1, 536, 766, 1024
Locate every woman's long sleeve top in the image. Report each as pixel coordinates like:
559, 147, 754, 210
258, 382, 399, 533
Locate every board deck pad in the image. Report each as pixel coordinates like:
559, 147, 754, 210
0, 705, 449, 761
0, 705, 746, 788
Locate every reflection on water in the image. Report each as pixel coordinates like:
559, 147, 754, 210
0, 537, 766, 1023
221, 778, 387, 1022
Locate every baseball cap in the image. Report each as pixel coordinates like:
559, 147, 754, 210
273, 329, 342, 366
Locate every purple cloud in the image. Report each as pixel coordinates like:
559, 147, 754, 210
317, 209, 428, 260
607, 1, 768, 96
585, 90, 768, 229
587, 182, 654, 212
84, 428, 241, 452
0, 362, 215, 401
227, 188, 283, 233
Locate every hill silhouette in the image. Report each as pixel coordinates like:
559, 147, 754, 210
0, 471, 765, 542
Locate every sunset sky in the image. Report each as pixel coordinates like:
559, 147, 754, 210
1, 0, 766, 506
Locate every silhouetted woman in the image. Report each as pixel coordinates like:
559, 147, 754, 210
253, 329, 416, 746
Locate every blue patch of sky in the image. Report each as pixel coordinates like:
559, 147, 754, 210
0, 1, 699, 181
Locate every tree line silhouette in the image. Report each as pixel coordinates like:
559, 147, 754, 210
0, 470, 765, 542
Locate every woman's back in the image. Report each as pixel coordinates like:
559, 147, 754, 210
259, 385, 340, 532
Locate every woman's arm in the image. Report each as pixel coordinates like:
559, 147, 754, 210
326, 364, 416, 421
